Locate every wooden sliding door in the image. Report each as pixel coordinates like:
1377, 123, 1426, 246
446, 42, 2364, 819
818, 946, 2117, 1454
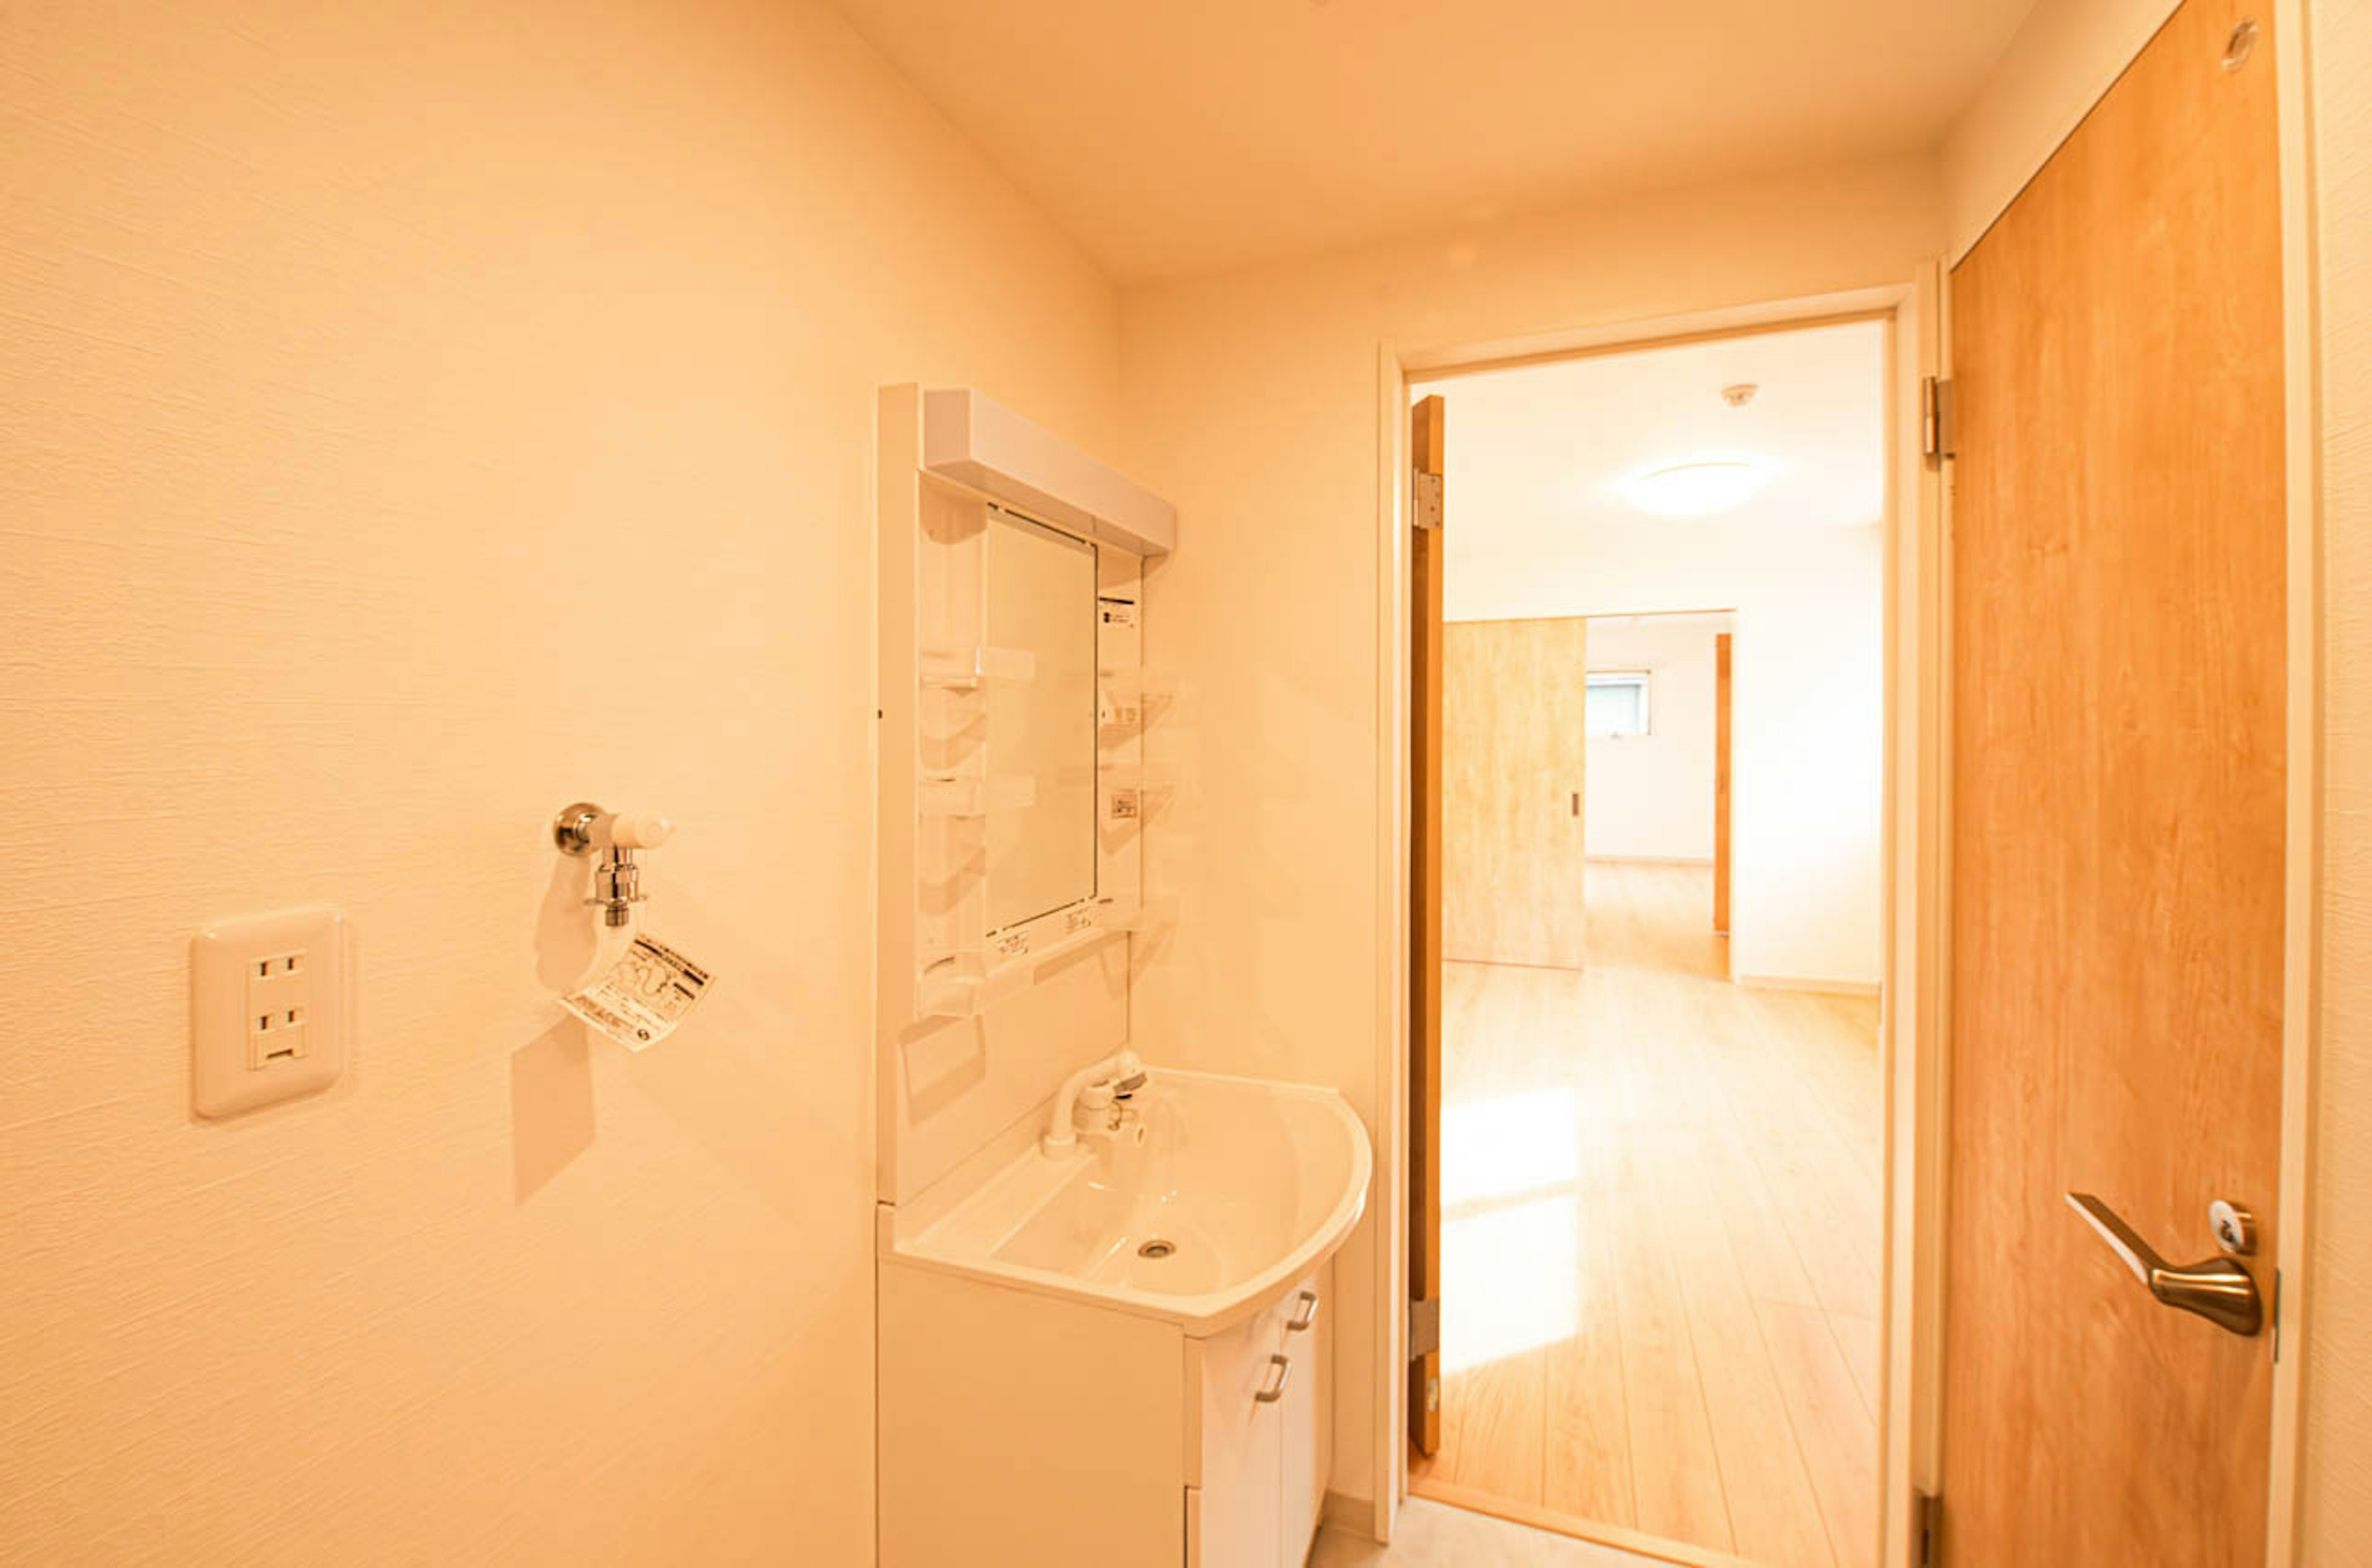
1442, 617, 1589, 970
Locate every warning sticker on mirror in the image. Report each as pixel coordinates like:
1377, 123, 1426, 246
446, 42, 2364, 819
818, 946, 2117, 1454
561, 934, 713, 1051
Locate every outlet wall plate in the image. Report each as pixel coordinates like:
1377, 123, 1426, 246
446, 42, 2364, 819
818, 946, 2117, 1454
191, 908, 350, 1118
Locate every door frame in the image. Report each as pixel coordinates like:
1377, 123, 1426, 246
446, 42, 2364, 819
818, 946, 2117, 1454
1366, 10, 2330, 1541
1714, 629, 1734, 941
2265, 1, 2323, 1560
1371, 280, 1944, 1563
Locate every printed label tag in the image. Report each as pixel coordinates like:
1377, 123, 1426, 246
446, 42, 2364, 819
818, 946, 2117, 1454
561, 933, 713, 1052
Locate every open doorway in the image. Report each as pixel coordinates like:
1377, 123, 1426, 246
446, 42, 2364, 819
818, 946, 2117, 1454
1406, 319, 1889, 1568
1581, 611, 1735, 973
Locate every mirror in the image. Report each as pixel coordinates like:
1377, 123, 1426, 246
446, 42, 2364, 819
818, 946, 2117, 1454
983, 509, 1098, 933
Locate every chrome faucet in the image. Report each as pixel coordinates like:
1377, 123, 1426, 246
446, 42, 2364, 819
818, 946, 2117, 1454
1043, 1049, 1150, 1157
553, 802, 676, 928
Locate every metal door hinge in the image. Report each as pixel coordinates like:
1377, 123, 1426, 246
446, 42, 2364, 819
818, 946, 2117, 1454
1922, 376, 1957, 462
1408, 1297, 1440, 1359
1413, 469, 1444, 530
1916, 1490, 1943, 1567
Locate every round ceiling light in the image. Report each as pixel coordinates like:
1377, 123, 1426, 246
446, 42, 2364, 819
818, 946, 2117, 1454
1625, 461, 1767, 518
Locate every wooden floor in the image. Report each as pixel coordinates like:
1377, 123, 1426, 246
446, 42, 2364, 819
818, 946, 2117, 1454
1314, 1496, 1653, 1566
1411, 863, 1882, 1568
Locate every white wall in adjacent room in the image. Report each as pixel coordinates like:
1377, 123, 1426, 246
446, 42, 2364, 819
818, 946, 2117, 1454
1439, 321, 1888, 987
1583, 618, 1722, 865
1450, 520, 1883, 989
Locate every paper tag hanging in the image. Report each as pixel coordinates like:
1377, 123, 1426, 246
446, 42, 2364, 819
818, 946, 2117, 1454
560, 933, 713, 1051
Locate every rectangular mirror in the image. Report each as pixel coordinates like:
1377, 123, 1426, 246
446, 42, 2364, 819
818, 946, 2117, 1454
983, 509, 1098, 933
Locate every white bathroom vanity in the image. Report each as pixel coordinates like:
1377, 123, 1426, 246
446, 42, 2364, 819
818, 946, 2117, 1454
872, 387, 1371, 1566
878, 1068, 1369, 1567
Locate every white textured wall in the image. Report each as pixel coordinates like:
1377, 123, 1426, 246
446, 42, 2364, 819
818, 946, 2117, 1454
2304, 0, 2372, 1556
1581, 621, 1720, 864
0, 2, 1118, 1562
1120, 153, 1943, 1509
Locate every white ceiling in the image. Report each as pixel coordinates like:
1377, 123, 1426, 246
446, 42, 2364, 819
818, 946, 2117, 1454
1430, 317, 1886, 602
826, 0, 2036, 282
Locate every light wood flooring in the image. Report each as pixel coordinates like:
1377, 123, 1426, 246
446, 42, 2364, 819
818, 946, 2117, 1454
1313, 1497, 1653, 1567
1411, 863, 1882, 1568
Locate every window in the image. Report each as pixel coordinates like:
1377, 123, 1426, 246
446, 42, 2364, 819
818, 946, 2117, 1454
1586, 671, 1651, 738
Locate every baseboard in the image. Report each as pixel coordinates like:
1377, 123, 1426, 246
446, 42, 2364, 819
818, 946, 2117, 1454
1584, 854, 1714, 866
1733, 972, 1882, 997
1320, 1490, 1372, 1537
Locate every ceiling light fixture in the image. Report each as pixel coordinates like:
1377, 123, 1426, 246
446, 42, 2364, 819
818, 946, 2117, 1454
1626, 461, 1767, 518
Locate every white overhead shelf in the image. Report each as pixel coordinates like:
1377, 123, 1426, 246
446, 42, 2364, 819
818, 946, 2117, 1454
922, 387, 1177, 558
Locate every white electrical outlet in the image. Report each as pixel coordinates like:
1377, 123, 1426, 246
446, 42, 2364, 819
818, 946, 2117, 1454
192, 908, 349, 1118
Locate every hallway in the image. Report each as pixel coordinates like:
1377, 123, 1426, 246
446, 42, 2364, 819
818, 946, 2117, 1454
1413, 863, 1882, 1568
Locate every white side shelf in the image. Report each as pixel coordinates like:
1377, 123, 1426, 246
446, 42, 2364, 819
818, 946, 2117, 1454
1091, 894, 1181, 933
919, 776, 1037, 818
1098, 668, 1175, 727
917, 959, 1035, 1020
917, 921, 1124, 1020
1098, 668, 1175, 698
1098, 762, 1178, 790
921, 645, 1037, 689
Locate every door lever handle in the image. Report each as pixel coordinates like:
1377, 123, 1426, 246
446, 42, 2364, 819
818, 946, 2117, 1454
2065, 1193, 2263, 1337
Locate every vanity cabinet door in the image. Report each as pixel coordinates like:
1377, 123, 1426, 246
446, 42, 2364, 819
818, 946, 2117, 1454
1278, 1264, 1329, 1565
1188, 1297, 1287, 1568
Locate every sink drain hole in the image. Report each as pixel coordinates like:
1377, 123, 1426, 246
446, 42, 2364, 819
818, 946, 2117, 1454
1137, 1239, 1175, 1260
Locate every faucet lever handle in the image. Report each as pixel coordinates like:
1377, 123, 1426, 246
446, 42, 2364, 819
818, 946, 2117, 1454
610, 811, 675, 850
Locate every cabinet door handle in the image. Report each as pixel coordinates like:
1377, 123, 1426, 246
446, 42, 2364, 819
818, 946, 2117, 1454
1287, 1290, 1320, 1333
1254, 1353, 1291, 1404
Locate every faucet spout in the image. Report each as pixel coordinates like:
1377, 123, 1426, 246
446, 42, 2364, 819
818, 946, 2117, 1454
1043, 1049, 1147, 1157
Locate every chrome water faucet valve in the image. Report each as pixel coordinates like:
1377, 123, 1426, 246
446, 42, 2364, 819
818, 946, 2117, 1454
553, 802, 676, 928
1044, 1049, 1151, 1157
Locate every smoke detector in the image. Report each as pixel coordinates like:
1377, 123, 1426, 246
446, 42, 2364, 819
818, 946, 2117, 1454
1722, 384, 1758, 408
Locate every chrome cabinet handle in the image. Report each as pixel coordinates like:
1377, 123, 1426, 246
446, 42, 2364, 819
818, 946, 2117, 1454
1287, 1290, 1320, 1333
2065, 1193, 2263, 1338
1254, 1353, 1292, 1404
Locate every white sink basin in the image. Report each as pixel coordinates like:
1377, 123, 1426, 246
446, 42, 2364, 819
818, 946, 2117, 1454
886, 1067, 1371, 1336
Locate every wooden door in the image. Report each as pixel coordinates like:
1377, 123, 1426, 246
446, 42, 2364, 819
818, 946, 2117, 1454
1409, 393, 1445, 1456
1941, 4, 2286, 1564
1713, 631, 1733, 937
1442, 618, 1589, 968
